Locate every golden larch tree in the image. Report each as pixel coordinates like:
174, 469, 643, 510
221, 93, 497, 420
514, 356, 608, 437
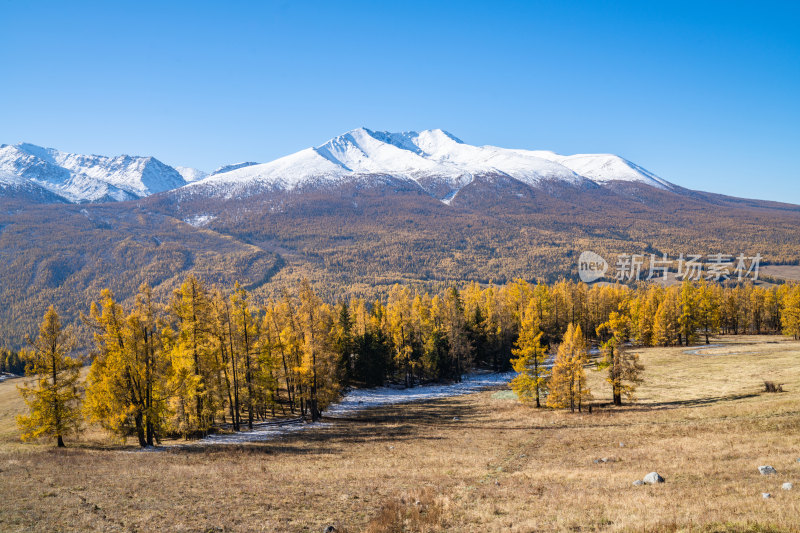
509, 302, 549, 407
17, 306, 83, 447
597, 309, 643, 406
547, 323, 591, 412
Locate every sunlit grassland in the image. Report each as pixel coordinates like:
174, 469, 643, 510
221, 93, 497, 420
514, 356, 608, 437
0, 335, 798, 532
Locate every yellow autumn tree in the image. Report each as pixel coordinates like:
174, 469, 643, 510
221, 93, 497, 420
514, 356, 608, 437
678, 282, 699, 346
169, 275, 217, 436
653, 287, 680, 346
84, 286, 172, 447
509, 302, 549, 407
547, 323, 591, 412
230, 282, 258, 429
387, 284, 418, 387
17, 306, 83, 447
696, 280, 721, 344
781, 284, 800, 340
597, 309, 643, 406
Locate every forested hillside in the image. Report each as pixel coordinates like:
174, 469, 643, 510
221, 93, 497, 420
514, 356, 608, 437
3, 174, 800, 350
0, 202, 279, 348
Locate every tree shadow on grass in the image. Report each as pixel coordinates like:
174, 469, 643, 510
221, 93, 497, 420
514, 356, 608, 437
169, 399, 487, 455
615, 392, 760, 412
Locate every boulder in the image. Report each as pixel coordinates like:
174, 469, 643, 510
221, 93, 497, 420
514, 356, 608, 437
758, 465, 777, 475
643, 472, 665, 484
762, 493, 772, 499
632, 480, 645, 486
782, 482, 793, 491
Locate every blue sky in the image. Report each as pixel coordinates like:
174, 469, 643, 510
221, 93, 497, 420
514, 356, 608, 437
1, 1, 798, 203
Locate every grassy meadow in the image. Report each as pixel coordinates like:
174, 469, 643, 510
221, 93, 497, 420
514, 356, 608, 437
0, 335, 799, 532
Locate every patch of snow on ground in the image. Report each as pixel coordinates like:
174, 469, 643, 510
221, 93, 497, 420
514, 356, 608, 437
202, 421, 331, 445
184, 214, 215, 227
683, 344, 723, 356
197, 370, 516, 445
326, 370, 516, 418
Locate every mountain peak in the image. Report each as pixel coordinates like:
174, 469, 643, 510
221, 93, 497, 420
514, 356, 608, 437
185, 128, 673, 203
0, 143, 186, 202
2, 130, 677, 204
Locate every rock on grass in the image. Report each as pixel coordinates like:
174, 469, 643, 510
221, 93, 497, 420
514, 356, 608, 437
643, 472, 665, 484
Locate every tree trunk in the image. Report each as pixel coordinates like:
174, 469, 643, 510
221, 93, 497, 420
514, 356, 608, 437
51, 349, 63, 448
270, 314, 295, 413
134, 411, 147, 447
570, 374, 575, 413
57, 435, 65, 448
145, 327, 154, 447
228, 319, 241, 431
242, 308, 254, 430
220, 346, 236, 431
190, 285, 205, 432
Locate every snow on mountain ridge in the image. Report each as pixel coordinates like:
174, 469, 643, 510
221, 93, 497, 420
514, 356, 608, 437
187, 128, 675, 202
1, 131, 676, 204
0, 143, 187, 202
530, 151, 673, 190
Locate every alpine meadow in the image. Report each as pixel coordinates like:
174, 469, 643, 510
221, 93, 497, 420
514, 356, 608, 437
2, 2, 800, 532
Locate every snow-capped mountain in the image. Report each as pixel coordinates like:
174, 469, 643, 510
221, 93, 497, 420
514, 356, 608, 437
0, 130, 676, 205
529, 150, 673, 190
0, 143, 186, 203
185, 128, 674, 202
0, 169, 68, 204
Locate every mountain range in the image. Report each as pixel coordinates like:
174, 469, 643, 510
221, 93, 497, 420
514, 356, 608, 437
1, 128, 799, 349
1, 128, 675, 205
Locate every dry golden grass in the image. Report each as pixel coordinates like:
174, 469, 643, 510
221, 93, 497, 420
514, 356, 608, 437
760, 265, 800, 282
1, 336, 799, 532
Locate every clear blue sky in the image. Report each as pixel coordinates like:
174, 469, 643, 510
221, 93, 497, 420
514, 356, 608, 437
1, 1, 798, 203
